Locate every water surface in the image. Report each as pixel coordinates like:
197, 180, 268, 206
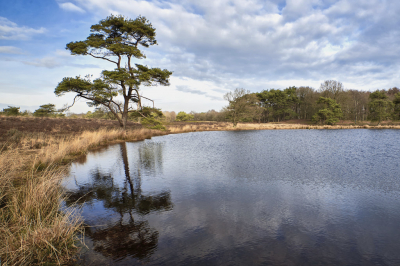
63, 129, 400, 265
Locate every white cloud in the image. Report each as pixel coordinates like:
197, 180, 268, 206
0, 17, 46, 40
15, 49, 101, 69
176, 85, 222, 101
22, 56, 62, 68
3, 0, 396, 113
0, 46, 23, 54
55, 49, 72, 57
58, 2, 86, 13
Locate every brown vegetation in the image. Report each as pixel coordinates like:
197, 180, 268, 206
165, 121, 400, 133
0, 151, 82, 265
0, 116, 142, 139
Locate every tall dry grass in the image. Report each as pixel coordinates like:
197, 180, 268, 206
0, 150, 83, 265
0, 128, 161, 265
36, 128, 156, 167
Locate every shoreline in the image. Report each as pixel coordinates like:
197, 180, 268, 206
166, 122, 400, 133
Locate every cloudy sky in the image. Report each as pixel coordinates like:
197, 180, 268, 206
1, 0, 399, 113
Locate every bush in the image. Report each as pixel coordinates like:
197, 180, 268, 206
2, 106, 20, 116
33, 104, 65, 118
84, 107, 116, 120
140, 117, 166, 130
176, 111, 194, 121
129, 107, 164, 121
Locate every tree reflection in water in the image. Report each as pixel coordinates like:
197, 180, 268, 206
64, 142, 172, 262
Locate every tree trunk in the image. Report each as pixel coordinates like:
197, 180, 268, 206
122, 95, 130, 129
107, 105, 124, 128
122, 112, 128, 129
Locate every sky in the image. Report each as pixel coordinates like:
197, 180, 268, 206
1, 0, 400, 113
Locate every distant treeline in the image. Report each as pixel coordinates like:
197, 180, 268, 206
3, 80, 400, 126
182, 80, 400, 125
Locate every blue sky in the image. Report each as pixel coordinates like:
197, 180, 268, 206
1, 0, 400, 113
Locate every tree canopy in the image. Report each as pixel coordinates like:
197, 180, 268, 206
55, 15, 172, 128
257, 87, 298, 122
175, 111, 194, 121
368, 90, 393, 124
312, 97, 343, 125
2, 106, 20, 116
223, 88, 260, 126
392, 93, 400, 120
33, 104, 63, 117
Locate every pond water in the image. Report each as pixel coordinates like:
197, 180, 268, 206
63, 129, 400, 265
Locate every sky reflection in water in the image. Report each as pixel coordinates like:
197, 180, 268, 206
63, 129, 400, 265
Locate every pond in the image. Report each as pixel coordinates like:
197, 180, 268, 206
62, 129, 400, 265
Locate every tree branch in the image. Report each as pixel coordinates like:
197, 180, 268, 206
89, 53, 118, 65
59, 95, 79, 111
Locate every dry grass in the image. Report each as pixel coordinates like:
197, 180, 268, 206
166, 122, 400, 133
0, 127, 164, 265
36, 128, 157, 167
0, 150, 83, 265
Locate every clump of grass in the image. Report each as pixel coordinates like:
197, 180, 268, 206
0, 150, 83, 265
6, 129, 24, 144
1, 129, 26, 151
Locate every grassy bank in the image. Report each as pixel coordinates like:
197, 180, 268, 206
166, 122, 400, 133
1, 120, 400, 265
0, 152, 82, 265
0, 128, 164, 265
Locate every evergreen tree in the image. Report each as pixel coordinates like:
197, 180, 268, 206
368, 90, 393, 124
55, 15, 172, 129
393, 93, 400, 120
2, 106, 20, 116
257, 87, 298, 122
312, 97, 343, 125
33, 104, 58, 117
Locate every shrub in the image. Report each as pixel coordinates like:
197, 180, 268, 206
2, 106, 20, 116
129, 107, 164, 120
33, 104, 65, 118
141, 117, 166, 130
176, 111, 194, 121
